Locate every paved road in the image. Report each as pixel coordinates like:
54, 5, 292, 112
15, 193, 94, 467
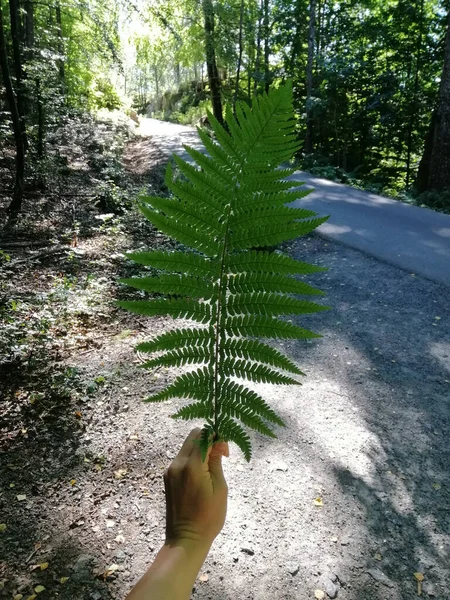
138, 118, 450, 286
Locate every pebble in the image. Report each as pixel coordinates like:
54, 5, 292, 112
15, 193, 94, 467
323, 577, 339, 598
287, 563, 299, 576
366, 568, 393, 588
241, 547, 255, 556
270, 460, 288, 472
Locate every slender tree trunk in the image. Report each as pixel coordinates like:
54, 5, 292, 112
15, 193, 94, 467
56, 1, 65, 85
263, 0, 269, 93
0, 2, 25, 213
423, 8, 450, 192
202, 0, 223, 124
233, 0, 245, 110
8, 0, 28, 150
24, 0, 34, 47
406, 0, 424, 188
305, 0, 316, 154
254, 0, 263, 92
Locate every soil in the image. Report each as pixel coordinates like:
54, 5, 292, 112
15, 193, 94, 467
0, 116, 449, 600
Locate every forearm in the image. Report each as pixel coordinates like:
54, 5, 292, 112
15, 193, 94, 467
126, 538, 212, 600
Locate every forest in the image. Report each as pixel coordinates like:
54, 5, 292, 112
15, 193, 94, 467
0, 0, 450, 214
1, 0, 450, 599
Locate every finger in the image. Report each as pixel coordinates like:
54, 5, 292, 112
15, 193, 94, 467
175, 427, 202, 460
208, 441, 229, 489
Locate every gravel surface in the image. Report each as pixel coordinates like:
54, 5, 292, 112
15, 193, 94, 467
1, 128, 449, 600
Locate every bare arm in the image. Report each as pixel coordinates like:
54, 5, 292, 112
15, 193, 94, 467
126, 429, 229, 600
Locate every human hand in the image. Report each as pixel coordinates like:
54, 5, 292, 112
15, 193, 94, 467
164, 428, 229, 547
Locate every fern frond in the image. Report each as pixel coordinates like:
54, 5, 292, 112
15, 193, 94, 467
222, 358, 301, 385
227, 293, 329, 317
231, 217, 329, 250
217, 415, 252, 462
228, 251, 327, 275
226, 315, 322, 339
145, 367, 211, 403
141, 346, 210, 369
117, 298, 212, 323
119, 274, 215, 299
136, 327, 213, 353
220, 379, 286, 426
228, 272, 325, 296
139, 204, 219, 256
219, 394, 276, 438
120, 83, 330, 461
171, 402, 212, 421
125, 251, 219, 278
222, 338, 304, 375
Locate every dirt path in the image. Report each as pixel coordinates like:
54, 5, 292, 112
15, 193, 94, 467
1, 125, 449, 600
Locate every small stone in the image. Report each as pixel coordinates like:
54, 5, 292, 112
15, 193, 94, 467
241, 547, 255, 556
114, 549, 126, 563
270, 460, 288, 472
89, 592, 103, 600
422, 582, 436, 597
323, 577, 338, 598
366, 568, 393, 588
106, 520, 115, 528
287, 563, 299, 576
340, 537, 350, 546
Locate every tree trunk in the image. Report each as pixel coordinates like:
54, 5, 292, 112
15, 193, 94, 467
305, 0, 316, 154
254, 0, 263, 92
233, 0, 245, 110
202, 0, 223, 124
8, 0, 28, 150
0, 2, 25, 213
263, 0, 270, 93
423, 8, 450, 191
56, 1, 66, 85
23, 0, 34, 48
406, 0, 424, 188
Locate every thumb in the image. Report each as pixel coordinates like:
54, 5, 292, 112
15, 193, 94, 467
208, 441, 229, 488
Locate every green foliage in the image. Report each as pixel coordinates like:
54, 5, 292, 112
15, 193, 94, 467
119, 84, 329, 461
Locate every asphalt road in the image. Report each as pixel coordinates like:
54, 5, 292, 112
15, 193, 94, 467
138, 118, 450, 287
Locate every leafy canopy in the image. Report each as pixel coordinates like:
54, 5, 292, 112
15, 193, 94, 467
119, 83, 329, 461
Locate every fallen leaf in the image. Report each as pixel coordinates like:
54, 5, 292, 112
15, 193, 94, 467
0, 523, 6, 532
114, 468, 128, 480
414, 572, 424, 582
10, 483, 15, 488
39, 562, 49, 571
129, 434, 139, 440
34, 586, 46, 593
434, 316, 441, 320
432, 483, 441, 491
374, 552, 382, 561
94, 464, 102, 472
314, 497, 323, 507
70, 479, 76, 486
315, 590, 325, 599
17, 494, 27, 501
0, 581, 5, 591
75, 411, 82, 419
26, 595, 37, 600
199, 573, 209, 582
13, 595, 23, 600
60, 577, 69, 583
34, 542, 42, 550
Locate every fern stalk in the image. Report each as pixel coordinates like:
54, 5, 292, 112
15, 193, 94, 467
118, 83, 329, 461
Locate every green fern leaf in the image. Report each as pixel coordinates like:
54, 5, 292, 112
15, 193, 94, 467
145, 367, 211, 403
226, 315, 322, 339
228, 272, 325, 296
136, 327, 214, 353
222, 358, 301, 385
120, 83, 330, 461
222, 338, 305, 375
227, 292, 329, 317
171, 402, 212, 421
141, 346, 210, 369
117, 298, 212, 323
217, 416, 252, 462
125, 250, 219, 278
119, 274, 215, 299
228, 251, 327, 275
